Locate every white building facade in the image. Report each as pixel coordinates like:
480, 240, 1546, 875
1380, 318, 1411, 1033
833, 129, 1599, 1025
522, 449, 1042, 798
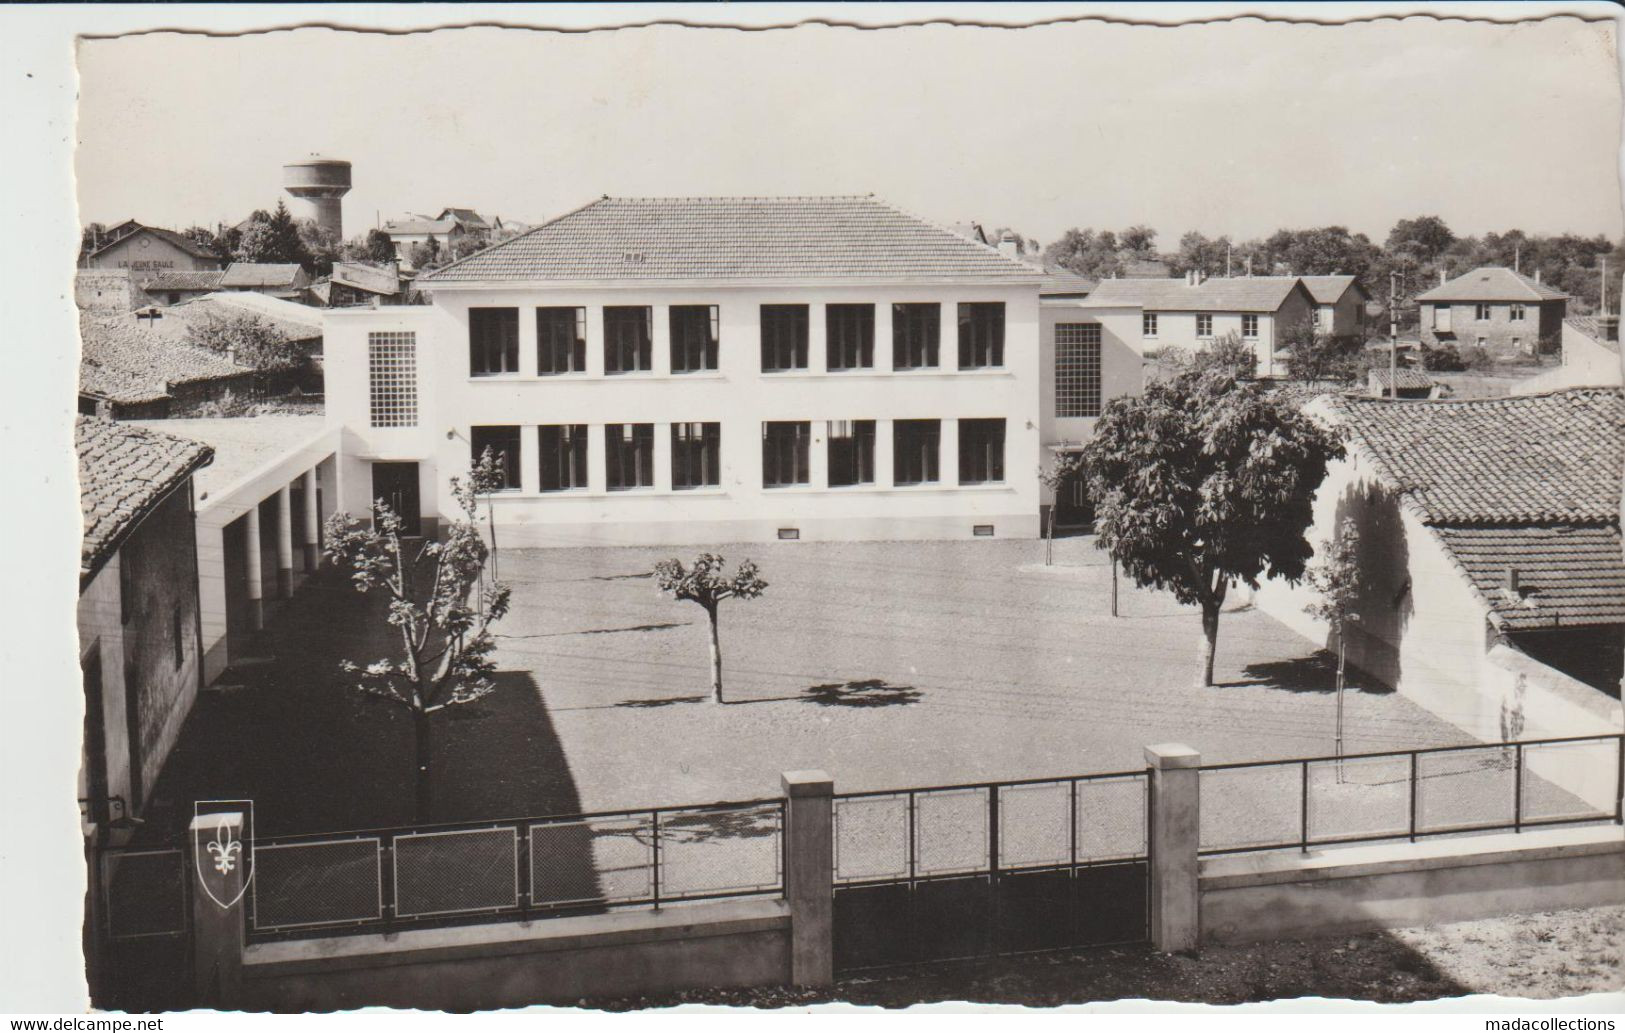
324, 196, 1045, 546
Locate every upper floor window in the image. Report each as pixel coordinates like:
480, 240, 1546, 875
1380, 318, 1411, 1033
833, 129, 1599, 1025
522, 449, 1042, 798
761, 305, 809, 372
893, 303, 940, 369
1474, 303, 1493, 321
670, 305, 720, 373
1433, 305, 1452, 332
957, 418, 1005, 485
368, 331, 418, 428
1510, 303, 1527, 321
537, 307, 586, 375
1055, 323, 1102, 419
762, 421, 811, 487
1142, 312, 1159, 338
539, 424, 589, 492
605, 423, 654, 489
827, 420, 876, 487
672, 422, 722, 489
957, 303, 1005, 369
893, 419, 941, 485
1196, 313, 1214, 339
826, 304, 875, 371
1312, 309, 1324, 329
1241, 314, 1259, 339
470, 425, 522, 491
469, 307, 519, 376
605, 306, 653, 373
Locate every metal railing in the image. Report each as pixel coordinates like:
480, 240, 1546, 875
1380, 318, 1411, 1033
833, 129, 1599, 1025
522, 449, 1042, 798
1198, 733, 1624, 856
247, 796, 785, 939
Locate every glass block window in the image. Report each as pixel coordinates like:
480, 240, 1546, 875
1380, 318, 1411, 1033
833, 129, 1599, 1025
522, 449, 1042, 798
368, 331, 418, 428
1055, 323, 1102, 419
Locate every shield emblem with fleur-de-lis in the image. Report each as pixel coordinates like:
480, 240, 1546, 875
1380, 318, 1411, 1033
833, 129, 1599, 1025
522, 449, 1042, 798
193, 800, 255, 909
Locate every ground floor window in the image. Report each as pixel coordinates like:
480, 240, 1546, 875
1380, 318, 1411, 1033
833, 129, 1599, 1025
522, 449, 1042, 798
672, 422, 721, 489
827, 420, 876, 487
762, 421, 810, 487
470, 425, 522, 490
893, 419, 941, 485
539, 424, 589, 491
605, 423, 654, 489
957, 418, 1005, 484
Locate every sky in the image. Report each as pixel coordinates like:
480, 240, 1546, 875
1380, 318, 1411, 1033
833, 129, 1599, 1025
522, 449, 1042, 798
75, 13, 1624, 248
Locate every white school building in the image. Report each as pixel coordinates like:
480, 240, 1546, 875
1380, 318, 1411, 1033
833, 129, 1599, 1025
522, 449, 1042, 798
323, 195, 1052, 546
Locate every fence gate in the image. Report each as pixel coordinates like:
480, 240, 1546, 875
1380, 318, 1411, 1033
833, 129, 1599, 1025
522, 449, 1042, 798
89, 844, 194, 1012
831, 772, 1150, 973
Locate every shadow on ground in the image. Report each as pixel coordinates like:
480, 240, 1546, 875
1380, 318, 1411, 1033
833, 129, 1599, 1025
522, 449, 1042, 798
612, 679, 923, 710
1214, 651, 1394, 696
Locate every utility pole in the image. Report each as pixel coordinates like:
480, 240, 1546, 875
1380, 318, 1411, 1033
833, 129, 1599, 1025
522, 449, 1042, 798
1389, 270, 1399, 401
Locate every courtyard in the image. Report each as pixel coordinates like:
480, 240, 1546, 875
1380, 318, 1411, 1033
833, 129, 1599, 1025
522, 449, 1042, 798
148, 535, 1472, 837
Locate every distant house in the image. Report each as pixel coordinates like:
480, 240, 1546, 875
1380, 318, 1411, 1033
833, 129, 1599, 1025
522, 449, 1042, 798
1415, 266, 1568, 356
219, 262, 311, 300
315, 261, 404, 307
1257, 388, 1624, 751
1366, 367, 1441, 399
1075, 272, 1317, 377
1120, 257, 1172, 279
381, 217, 465, 267
435, 208, 494, 234
138, 270, 224, 307
1299, 275, 1371, 338
78, 309, 265, 419
77, 417, 214, 834
81, 223, 226, 274
1510, 316, 1622, 396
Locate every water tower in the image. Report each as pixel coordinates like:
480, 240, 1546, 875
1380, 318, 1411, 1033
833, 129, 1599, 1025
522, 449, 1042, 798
283, 155, 352, 240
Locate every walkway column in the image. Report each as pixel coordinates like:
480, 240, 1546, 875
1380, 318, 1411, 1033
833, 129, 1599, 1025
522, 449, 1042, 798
1145, 743, 1201, 953
189, 811, 245, 1008
781, 769, 834, 988
244, 505, 264, 630
275, 485, 294, 599
301, 467, 320, 572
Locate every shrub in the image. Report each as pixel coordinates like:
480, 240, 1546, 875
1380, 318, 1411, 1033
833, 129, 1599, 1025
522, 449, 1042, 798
1419, 343, 1466, 372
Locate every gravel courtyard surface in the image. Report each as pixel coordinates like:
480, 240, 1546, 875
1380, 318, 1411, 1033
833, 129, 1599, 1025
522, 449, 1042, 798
578, 905, 1625, 1010
488, 536, 1469, 812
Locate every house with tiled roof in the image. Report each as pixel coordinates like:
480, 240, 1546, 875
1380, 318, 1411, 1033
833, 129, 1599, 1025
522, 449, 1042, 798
1256, 388, 1623, 754
1416, 266, 1568, 357
219, 262, 311, 299
78, 310, 264, 419
80, 222, 226, 275
314, 261, 405, 308
382, 217, 466, 268
77, 418, 214, 833
1365, 366, 1441, 399
326, 194, 1046, 544
139, 269, 225, 306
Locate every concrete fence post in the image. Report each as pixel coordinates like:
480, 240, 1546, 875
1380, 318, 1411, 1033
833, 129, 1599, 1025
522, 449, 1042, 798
1145, 743, 1201, 953
189, 811, 246, 1009
781, 770, 834, 988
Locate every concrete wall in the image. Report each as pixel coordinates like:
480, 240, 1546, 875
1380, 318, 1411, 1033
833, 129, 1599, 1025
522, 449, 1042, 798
1315, 288, 1367, 338
76, 270, 139, 313
77, 481, 202, 824
1422, 300, 1566, 355
1201, 826, 1625, 946
240, 900, 792, 1011
1513, 322, 1623, 394
1037, 300, 1145, 473
325, 282, 1044, 546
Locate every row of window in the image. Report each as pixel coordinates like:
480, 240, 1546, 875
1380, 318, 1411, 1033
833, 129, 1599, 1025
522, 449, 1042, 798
1141, 312, 1262, 339
467, 418, 1008, 492
468, 302, 1007, 377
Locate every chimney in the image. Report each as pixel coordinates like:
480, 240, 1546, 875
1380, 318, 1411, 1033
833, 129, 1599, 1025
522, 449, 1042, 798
1439, 269, 1446, 287
1534, 269, 1541, 284
997, 233, 1021, 260
1505, 568, 1520, 595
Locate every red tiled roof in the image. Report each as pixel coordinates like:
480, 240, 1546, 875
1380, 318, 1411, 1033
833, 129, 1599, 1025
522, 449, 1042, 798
140, 270, 224, 292
1297, 275, 1366, 305
1434, 526, 1625, 630
1328, 388, 1622, 525
417, 195, 1041, 284
1415, 266, 1569, 303
220, 263, 305, 288
1368, 367, 1435, 390
1081, 275, 1310, 313
79, 311, 253, 403
78, 417, 213, 579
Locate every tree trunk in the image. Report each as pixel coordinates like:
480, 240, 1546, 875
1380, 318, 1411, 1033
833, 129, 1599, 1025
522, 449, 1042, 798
413, 708, 433, 824
1198, 601, 1221, 687
1045, 507, 1054, 567
1335, 634, 1347, 776
1111, 558, 1119, 618
707, 605, 724, 704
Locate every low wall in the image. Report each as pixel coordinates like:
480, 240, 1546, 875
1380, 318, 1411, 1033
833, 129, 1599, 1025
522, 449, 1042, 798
240, 899, 791, 1011
1200, 826, 1625, 946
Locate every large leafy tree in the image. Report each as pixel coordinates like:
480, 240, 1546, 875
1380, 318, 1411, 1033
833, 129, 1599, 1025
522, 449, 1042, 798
1385, 215, 1456, 266
652, 554, 767, 704
1080, 368, 1343, 686
323, 452, 510, 822
184, 310, 302, 371
235, 200, 312, 268
1042, 228, 1123, 280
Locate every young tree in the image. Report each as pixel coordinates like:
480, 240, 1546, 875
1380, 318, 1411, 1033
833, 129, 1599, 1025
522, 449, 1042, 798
1079, 367, 1343, 686
1281, 324, 1367, 384
322, 452, 511, 822
652, 554, 767, 704
1303, 519, 1362, 763
1191, 331, 1259, 379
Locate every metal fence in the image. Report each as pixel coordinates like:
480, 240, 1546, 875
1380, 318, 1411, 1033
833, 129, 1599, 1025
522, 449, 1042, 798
1198, 733, 1624, 856
247, 797, 784, 939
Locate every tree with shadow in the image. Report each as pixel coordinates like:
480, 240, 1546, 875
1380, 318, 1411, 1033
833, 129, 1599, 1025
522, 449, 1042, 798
322, 450, 510, 822
1303, 518, 1363, 766
1080, 366, 1343, 686
652, 554, 767, 704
